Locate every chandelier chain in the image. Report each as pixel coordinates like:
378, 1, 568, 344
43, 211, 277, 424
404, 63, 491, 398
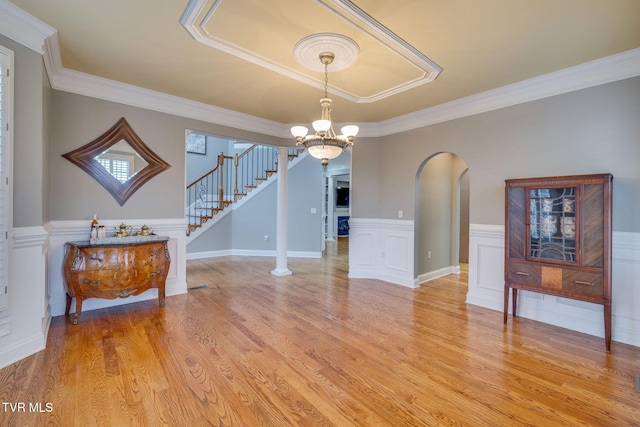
324, 62, 329, 99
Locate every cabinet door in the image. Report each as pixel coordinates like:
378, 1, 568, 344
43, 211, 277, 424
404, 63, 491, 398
581, 184, 604, 268
507, 187, 526, 260
528, 186, 577, 263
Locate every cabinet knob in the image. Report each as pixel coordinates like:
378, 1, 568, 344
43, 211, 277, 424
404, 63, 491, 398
83, 279, 101, 286
147, 270, 161, 278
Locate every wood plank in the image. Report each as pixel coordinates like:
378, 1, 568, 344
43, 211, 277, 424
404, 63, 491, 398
1, 239, 639, 425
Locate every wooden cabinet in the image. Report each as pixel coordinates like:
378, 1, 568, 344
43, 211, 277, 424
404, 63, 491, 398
62, 238, 170, 324
503, 174, 613, 351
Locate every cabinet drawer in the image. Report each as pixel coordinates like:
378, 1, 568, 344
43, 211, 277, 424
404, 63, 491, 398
507, 263, 541, 286
562, 270, 604, 296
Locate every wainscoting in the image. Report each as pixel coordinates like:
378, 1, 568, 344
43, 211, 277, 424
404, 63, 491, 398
467, 224, 640, 347
348, 219, 640, 348
348, 218, 416, 287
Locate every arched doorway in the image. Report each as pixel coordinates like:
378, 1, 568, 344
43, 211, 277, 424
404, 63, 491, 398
414, 152, 469, 284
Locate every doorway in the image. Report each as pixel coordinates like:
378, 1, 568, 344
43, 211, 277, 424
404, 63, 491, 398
414, 152, 469, 284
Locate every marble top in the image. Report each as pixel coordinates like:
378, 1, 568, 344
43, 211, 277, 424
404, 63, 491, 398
67, 235, 169, 247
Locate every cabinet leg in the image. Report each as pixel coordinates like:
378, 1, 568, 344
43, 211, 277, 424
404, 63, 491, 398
65, 294, 72, 317
158, 287, 166, 308
503, 286, 509, 323
512, 289, 518, 318
73, 298, 83, 325
604, 303, 612, 352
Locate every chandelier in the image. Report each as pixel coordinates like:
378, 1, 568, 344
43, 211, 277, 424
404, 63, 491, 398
291, 52, 359, 168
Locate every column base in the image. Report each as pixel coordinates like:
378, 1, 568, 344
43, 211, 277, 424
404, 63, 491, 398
271, 268, 292, 277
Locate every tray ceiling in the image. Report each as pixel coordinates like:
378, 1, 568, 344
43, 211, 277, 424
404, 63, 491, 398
7, 0, 640, 124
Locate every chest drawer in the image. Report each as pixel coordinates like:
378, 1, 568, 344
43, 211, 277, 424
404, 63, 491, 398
562, 270, 604, 297
507, 263, 541, 286
76, 247, 123, 270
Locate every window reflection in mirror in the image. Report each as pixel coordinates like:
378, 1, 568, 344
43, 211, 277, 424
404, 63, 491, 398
95, 140, 149, 183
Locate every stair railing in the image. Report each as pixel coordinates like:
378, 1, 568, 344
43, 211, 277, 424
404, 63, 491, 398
186, 145, 303, 235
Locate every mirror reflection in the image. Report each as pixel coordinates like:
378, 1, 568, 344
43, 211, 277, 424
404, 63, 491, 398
95, 140, 149, 183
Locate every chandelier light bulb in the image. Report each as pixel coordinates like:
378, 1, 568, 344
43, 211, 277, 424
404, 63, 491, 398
312, 119, 331, 132
340, 125, 359, 138
291, 125, 309, 138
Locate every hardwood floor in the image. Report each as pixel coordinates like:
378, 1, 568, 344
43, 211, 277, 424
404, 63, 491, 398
1, 238, 639, 426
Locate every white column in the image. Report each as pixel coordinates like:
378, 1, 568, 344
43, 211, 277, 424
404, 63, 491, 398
326, 175, 336, 241
271, 147, 292, 276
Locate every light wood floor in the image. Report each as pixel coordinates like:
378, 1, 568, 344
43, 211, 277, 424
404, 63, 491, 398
1, 239, 639, 426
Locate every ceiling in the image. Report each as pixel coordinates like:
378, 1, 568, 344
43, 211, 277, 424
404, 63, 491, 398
8, 0, 640, 125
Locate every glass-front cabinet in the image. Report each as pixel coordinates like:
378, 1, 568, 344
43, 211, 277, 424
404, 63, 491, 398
504, 174, 613, 351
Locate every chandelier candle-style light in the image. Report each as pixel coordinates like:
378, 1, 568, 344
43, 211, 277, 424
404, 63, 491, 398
291, 52, 359, 167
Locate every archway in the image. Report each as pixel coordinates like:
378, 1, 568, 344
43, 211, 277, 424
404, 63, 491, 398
414, 152, 469, 284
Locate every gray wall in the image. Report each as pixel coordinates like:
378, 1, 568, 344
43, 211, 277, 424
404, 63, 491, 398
0, 34, 48, 227
186, 135, 233, 185
50, 91, 287, 222
415, 153, 468, 276
374, 76, 640, 232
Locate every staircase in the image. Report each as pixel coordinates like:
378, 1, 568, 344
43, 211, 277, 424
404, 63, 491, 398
186, 145, 303, 236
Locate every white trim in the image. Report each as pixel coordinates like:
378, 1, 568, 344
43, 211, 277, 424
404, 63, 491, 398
186, 249, 322, 260
378, 48, 640, 136
417, 265, 460, 285
180, 0, 441, 103
348, 218, 416, 288
0, 0, 56, 54
0, 43, 14, 315
3, 3, 640, 138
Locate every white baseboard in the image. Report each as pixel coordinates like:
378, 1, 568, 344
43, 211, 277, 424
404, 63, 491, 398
186, 249, 322, 260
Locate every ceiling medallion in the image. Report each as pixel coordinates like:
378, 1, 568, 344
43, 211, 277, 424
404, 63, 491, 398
293, 33, 360, 72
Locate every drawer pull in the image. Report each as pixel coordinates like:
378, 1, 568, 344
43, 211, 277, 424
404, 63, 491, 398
147, 270, 161, 278
83, 279, 101, 286
89, 256, 103, 262
575, 280, 595, 286
516, 272, 530, 276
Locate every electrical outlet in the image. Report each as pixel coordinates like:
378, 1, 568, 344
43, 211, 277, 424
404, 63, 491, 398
428, 251, 431, 259
310, 208, 317, 214
398, 210, 403, 218
264, 235, 269, 241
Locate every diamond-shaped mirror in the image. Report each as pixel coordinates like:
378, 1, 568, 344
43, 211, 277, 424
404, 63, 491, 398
62, 118, 170, 206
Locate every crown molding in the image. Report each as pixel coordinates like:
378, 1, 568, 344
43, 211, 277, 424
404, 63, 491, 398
52, 67, 286, 138
0, 0, 56, 54
2, 1, 640, 140
378, 48, 640, 136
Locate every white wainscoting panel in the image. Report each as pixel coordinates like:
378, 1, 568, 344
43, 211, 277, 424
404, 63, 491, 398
466, 224, 640, 348
0, 227, 49, 369
47, 219, 187, 318
349, 219, 415, 288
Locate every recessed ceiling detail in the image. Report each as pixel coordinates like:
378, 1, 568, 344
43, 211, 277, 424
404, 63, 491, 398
180, 0, 442, 103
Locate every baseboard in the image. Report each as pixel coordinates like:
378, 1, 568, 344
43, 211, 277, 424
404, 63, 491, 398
186, 249, 322, 260
0, 333, 46, 370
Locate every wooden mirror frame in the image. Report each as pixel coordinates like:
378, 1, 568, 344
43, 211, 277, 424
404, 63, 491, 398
62, 118, 171, 206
